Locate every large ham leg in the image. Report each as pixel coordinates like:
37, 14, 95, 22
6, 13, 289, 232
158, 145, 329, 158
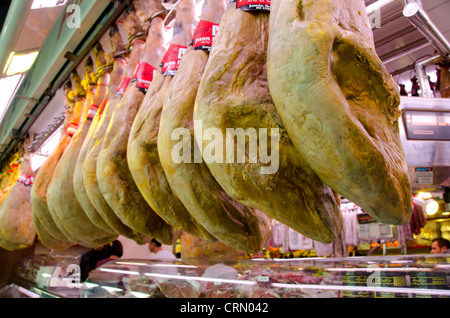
157, 0, 271, 253
127, 0, 216, 242
47, 63, 117, 248
93, 1, 173, 244
31, 82, 76, 250
75, 23, 148, 245
72, 43, 113, 233
193, 4, 343, 243
266, 0, 412, 225
0, 139, 36, 251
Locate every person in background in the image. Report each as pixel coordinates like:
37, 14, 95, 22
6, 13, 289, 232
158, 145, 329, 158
430, 238, 450, 254
95, 239, 123, 268
79, 240, 124, 281
148, 238, 176, 260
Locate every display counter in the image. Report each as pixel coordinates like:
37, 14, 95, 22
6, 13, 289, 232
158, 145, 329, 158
8, 252, 450, 298
80, 254, 450, 298
9, 253, 84, 298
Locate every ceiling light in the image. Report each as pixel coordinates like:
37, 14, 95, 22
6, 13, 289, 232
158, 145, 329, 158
0, 74, 23, 123
4, 50, 39, 76
366, 0, 396, 15
425, 199, 439, 216
31, 0, 67, 10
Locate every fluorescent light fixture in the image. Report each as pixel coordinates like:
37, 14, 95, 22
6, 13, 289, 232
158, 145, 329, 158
366, 0, 396, 14
99, 268, 140, 276
0, 74, 23, 123
270, 282, 450, 297
4, 50, 39, 76
31, 0, 67, 9
130, 291, 151, 298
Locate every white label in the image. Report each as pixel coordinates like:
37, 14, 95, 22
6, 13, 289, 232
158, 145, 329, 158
257, 276, 269, 282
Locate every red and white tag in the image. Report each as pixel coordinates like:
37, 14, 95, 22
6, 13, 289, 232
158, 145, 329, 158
64, 123, 78, 137
18, 173, 34, 186
86, 104, 100, 120
161, 44, 187, 76
193, 20, 219, 52
98, 98, 108, 118
135, 61, 156, 92
116, 76, 131, 96
236, 0, 271, 11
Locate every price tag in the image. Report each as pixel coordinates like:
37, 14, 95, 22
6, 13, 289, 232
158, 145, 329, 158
257, 275, 270, 282
236, 0, 271, 11
161, 44, 187, 76
414, 167, 433, 184
135, 61, 156, 92
193, 20, 219, 52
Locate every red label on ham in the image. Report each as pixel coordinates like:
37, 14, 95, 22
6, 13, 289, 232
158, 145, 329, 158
86, 104, 99, 120
116, 76, 131, 96
193, 20, 219, 52
135, 61, 156, 92
98, 98, 108, 118
18, 173, 34, 186
161, 44, 187, 76
236, 0, 270, 11
64, 123, 78, 137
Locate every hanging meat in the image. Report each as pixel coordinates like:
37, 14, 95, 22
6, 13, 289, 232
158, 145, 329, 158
127, 0, 217, 242
266, 0, 412, 225
0, 138, 36, 251
75, 23, 148, 245
193, 3, 343, 243
72, 43, 117, 234
46, 62, 117, 248
157, 0, 271, 253
31, 81, 77, 250
93, 1, 173, 244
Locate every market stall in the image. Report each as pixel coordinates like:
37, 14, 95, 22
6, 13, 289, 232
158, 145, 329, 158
0, 0, 449, 299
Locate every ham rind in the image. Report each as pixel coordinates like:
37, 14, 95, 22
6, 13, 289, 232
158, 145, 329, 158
266, 0, 412, 225
193, 4, 343, 244
74, 24, 149, 245
73, 44, 115, 233
95, 1, 173, 245
157, 0, 271, 253
47, 67, 118, 248
127, 0, 216, 242
31, 82, 75, 250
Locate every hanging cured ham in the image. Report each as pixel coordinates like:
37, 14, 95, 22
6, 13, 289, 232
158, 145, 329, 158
46, 61, 117, 248
0, 139, 36, 251
75, 23, 148, 245
127, 0, 217, 242
266, 0, 412, 225
72, 43, 117, 234
31, 81, 77, 250
93, 1, 174, 244
157, 0, 271, 253
193, 3, 343, 243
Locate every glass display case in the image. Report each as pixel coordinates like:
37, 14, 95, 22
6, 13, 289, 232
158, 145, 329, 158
81, 254, 450, 298
10, 253, 84, 298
